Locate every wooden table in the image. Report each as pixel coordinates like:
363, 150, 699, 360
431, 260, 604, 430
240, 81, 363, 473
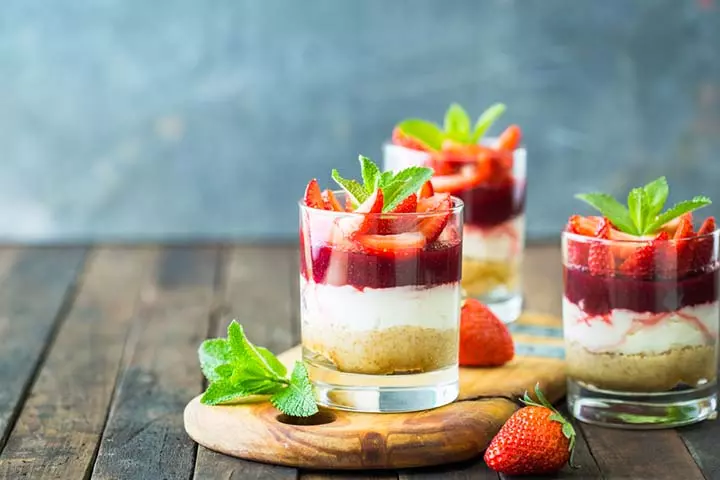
0, 244, 716, 480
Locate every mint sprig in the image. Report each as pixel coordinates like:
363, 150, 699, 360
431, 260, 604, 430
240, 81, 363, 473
332, 155, 433, 212
575, 176, 712, 236
198, 320, 319, 417
395, 102, 507, 149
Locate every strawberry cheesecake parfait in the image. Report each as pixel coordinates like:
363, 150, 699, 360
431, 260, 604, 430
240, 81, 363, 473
563, 177, 718, 428
299, 155, 464, 412
384, 103, 526, 323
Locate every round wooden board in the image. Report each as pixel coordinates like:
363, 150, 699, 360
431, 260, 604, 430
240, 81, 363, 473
183, 312, 567, 470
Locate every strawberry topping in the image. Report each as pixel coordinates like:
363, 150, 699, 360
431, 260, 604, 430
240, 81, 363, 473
304, 179, 326, 210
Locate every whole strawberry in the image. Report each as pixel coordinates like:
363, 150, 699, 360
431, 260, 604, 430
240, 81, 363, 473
459, 299, 514, 367
484, 384, 576, 475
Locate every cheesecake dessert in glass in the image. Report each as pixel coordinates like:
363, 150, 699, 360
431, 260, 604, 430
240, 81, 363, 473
384, 103, 526, 323
563, 177, 718, 428
299, 155, 463, 412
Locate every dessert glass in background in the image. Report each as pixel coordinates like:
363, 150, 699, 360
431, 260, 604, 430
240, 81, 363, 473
299, 158, 464, 413
384, 103, 526, 323
562, 181, 718, 428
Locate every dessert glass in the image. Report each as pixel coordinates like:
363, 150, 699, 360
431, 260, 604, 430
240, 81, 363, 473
563, 230, 720, 428
299, 192, 464, 412
384, 142, 526, 323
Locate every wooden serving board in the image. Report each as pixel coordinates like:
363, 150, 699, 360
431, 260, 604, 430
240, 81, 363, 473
184, 311, 566, 470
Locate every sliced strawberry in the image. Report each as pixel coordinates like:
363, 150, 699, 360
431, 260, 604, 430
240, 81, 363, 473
416, 193, 453, 243
659, 213, 693, 236
497, 124, 522, 151
322, 189, 343, 211
607, 227, 654, 261
693, 216, 717, 270
588, 222, 615, 276
375, 193, 418, 234
334, 188, 384, 239
418, 180, 434, 199
392, 126, 432, 152
619, 242, 656, 279
344, 196, 354, 212
356, 231, 426, 257
431, 169, 483, 193
673, 213, 695, 276
304, 179, 326, 210
565, 215, 603, 269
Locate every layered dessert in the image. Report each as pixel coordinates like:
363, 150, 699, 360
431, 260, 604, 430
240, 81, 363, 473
384, 103, 526, 308
299, 155, 463, 376
563, 177, 718, 392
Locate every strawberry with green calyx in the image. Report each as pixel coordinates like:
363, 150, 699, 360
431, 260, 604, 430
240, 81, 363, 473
393, 102, 518, 151
484, 384, 577, 475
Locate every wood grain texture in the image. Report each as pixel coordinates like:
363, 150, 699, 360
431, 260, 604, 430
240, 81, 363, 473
90, 247, 220, 480
184, 312, 565, 471
580, 426, 704, 480
0, 248, 158, 479
303, 472, 398, 479
678, 418, 720, 479
0, 248, 86, 451
193, 246, 300, 480
399, 457, 498, 479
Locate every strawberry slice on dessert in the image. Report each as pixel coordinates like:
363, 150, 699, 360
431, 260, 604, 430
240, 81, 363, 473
355, 231, 427, 257
418, 180, 434, 199
304, 179, 326, 210
693, 216, 717, 270
619, 232, 667, 279
375, 193, 418, 235
497, 124, 522, 151
587, 220, 615, 276
392, 126, 433, 152
416, 193, 453, 243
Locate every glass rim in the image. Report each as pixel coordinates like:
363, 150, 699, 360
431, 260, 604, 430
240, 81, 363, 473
298, 191, 464, 217
562, 228, 720, 244
382, 139, 527, 156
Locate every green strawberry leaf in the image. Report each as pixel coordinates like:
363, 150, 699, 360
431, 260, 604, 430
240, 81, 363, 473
382, 166, 434, 212
270, 362, 319, 417
395, 119, 444, 151
644, 197, 712, 234
359, 155, 381, 193
470, 103, 506, 143
332, 169, 368, 205
627, 188, 647, 233
642, 176, 669, 219
444, 103, 471, 142
574, 193, 638, 235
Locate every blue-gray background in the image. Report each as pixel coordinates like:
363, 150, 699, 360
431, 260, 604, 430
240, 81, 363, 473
2, 0, 719, 243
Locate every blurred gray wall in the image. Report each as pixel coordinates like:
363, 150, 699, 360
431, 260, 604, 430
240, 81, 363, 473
1, 0, 719, 243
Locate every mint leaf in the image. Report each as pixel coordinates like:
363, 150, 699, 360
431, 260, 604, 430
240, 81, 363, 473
359, 155, 381, 193
257, 347, 287, 378
379, 171, 395, 188
444, 103, 471, 141
644, 197, 712, 234
627, 188, 647, 233
198, 338, 232, 383
575, 193, 637, 234
331, 169, 368, 205
470, 103, 506, 143
270, 362, 318, 417
643, 176, 669, 219
395, 119, 444, 151
227, 321, 285, 381
382, 166, 434, 212
201, 379, 253, 405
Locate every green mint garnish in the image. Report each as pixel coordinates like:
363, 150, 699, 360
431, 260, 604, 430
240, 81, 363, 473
332, 155, 433, 212
396, 102, 507, 149
198, 320, 319, 417
575, 176, 712, 236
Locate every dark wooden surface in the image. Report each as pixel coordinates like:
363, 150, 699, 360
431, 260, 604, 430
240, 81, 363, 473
0, 244, 715, 480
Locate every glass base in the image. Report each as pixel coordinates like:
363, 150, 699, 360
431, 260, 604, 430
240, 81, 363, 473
467, 291, 522, 324
305, 350, 459, 413
568, 379, 718, 429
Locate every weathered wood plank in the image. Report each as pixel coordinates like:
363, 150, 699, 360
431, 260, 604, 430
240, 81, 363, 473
91, 247, 220, 480
193, 246, 299, 480
400, 457, 498, 479
0, 248, 86, 451
579, 425, 704, 479
303, 472, 397, 479
678, 406, 720, 478
0, 248, 158, 479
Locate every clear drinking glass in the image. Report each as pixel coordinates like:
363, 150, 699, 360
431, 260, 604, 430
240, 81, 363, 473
299, 192, 464, 412
384, 141, 526, 323
562, 229, 719, 427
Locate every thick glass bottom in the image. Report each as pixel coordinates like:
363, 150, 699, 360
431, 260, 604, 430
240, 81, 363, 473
304, 347, 459, 412
568, 378, 717, 429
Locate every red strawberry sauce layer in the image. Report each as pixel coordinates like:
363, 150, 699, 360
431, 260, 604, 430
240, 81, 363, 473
301, 240, 462, 290
564, 266, 719, 316
448, 180, 525, 228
